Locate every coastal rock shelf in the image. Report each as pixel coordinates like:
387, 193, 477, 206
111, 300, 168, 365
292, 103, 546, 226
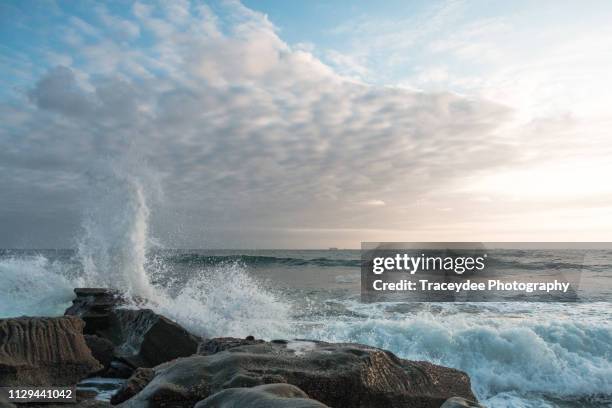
0, 288, 482, 408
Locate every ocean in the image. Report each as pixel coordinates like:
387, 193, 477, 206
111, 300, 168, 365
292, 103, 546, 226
0, 248, 610, 407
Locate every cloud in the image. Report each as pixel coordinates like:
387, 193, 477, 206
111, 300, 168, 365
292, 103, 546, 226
361, 200, 386, 207
28, 66, 95, 117
0, 0, 519, 248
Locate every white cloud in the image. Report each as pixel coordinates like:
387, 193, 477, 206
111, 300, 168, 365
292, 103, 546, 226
5, 0, 610, 247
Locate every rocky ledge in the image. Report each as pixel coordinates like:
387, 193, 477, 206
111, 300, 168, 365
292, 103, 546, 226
0, 316, 102, 386
0, 288, 484, 408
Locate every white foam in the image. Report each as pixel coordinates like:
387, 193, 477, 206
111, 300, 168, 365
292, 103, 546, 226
76, 159, 157, 299
287, 340, 317, 356
302, 303, 612, 405
149, 262, 292, 339
0, 254, 76, 317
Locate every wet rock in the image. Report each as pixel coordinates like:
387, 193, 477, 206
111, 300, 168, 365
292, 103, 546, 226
194, 383, 330, 408
66, 288, 200, 368
0, 316, 102, 386
110, 367, 155, 405
118, 339, 477, 408
440, 396, 485, 408
0, 392, 16, 407
111, 309, 200, 367
73, 402, 111, 408
197, 336, 265, 355
84, 335, 115, 374
106, 360, 134, 379
65, 288, 124, 336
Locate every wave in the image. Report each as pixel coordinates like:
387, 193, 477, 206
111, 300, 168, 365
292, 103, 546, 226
150, 262, 292, 339
0, 255, 77, 318
301, 303, 612, 406
0, 252, 293, 341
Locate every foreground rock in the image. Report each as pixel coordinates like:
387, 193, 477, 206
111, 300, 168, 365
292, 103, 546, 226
118, 338, 476, 408
84, 335, 115, 374
65, 288, 123, 336
111, 368, 155, 405
197, 336, 265, 355
0, 316, 102, 386
0, 392, 16, 407
65, 288, 200, 368
29, 399, 112, 408
195, 384, 330, 408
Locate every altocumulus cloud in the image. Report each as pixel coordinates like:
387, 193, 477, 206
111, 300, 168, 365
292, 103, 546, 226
0, 1, 516, 248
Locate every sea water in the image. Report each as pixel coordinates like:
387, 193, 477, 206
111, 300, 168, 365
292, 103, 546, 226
0, 248, 611, 407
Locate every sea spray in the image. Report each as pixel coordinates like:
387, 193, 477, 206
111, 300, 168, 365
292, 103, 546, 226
153, 261, 292, 339
0, 253, 75, 317
76, 157, 158, 299
72, 154, 292, 339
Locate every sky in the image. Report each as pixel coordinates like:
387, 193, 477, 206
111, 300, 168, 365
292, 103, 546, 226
1, 0, 612, 249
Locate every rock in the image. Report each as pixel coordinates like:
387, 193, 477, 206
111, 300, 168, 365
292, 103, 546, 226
440, 396, 485, 408
66, 288, 200, 368
118, 339, 477, 408
85, 335, 115, 374
0, 316, 102, 386
25, 387, 113, 408
73, 402, 112, 408
111, 309, 200, 367
65, 288, 124, 336
195, 384, 330, 408
197, 336, 265, 355
111, 367, 155, 405
0, 392, 16, 408
106, 360, 135, 379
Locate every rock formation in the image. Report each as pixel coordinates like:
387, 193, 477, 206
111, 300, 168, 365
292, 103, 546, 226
65, 288, 200, 368
118, 338, 476, 408
0, 316, 102, 386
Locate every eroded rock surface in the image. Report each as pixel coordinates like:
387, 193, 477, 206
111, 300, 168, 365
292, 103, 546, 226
118, 339, 476, 408
197, 336, 265, 355
0, 316, 102, 386
195, 383, 330, 408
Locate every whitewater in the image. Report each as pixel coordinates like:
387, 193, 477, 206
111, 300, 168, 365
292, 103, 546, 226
0, 167, 610, 408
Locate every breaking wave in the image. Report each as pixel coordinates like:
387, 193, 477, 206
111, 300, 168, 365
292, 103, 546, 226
303, 302, 612, 407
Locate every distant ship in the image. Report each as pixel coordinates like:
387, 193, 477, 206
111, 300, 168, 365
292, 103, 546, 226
328, 247, 339, 250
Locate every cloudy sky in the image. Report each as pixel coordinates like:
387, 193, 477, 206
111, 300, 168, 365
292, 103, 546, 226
1, 0, 611, 249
